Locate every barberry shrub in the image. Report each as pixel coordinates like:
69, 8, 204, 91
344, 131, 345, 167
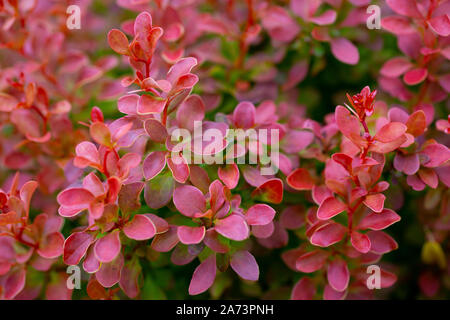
0, 0, 449, 300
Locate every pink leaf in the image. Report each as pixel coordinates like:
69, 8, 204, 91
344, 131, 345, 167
143, 151, 167, 180
428, 15, 450, 37
358, 209, 400, 230
134, 11, 152, 37
380, 57, 412, 78
418, 168, 438, 188
144, 213, 169, 234
335, 105, 366, 147
117, 94, 138, 115
282, 130, 314, 153
215, 214, 249, 241
63, 232, 95, 265
351, 231, 371, 253
57, 188, 94, 208
374, 122, 407, 143
83, 246, 100, 273
309, 10, 337, 25
167, 154, 190, 183
421, 143, 450, 167
204, 229, 229, 253
280, 205, 305, 230
327, 258, 349, 292
45, 273, 72, 300
381, 16, 415, 35
151, 226, 179, 252
282, 60, 308, 91
90, 122, 112, 147
386, 0, 422, 18
363, 193, 386, 213
167, 57, 198, 85
177, 226, 206, 245
218, 164, 240, 189
403, 68, 428, 85
317, 197, 347, 220
394, 153, 420, 175
330, 38, 359, 65
171, 244, 197, 266
144, 119, 168, 143
291, 277, 316, 300
323, 284, 346, 300
246, 204, 276, 226
96, 253, 124, 288
188, 255, 216, 295
0, 93, 18, 112
38, 232, 64, 259
176, 95, 205, 131
296, 250, 329, 273
310, 221, 346, 247
230, 250, 259, 281
137, 94, 166, 115
232, 101, 256, 129
123, 214, 156, 240
173, 185, 206, 217
367, 231, 398, 254
144, 174, 174, 209
119, 259, 141, 299
94, 230, 121, 263
3, 267, 26, 299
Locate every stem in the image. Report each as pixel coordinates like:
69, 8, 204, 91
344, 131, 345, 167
161, 101, 169, 126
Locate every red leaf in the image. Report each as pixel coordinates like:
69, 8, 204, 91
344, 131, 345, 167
374, 122, 406, 143
405, 110, 426, 137
108, 29, 129, 55
317, 197, 347, 220
363, 193, 386, 213
251, 178, 284, 204
286, 168, 315, 190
